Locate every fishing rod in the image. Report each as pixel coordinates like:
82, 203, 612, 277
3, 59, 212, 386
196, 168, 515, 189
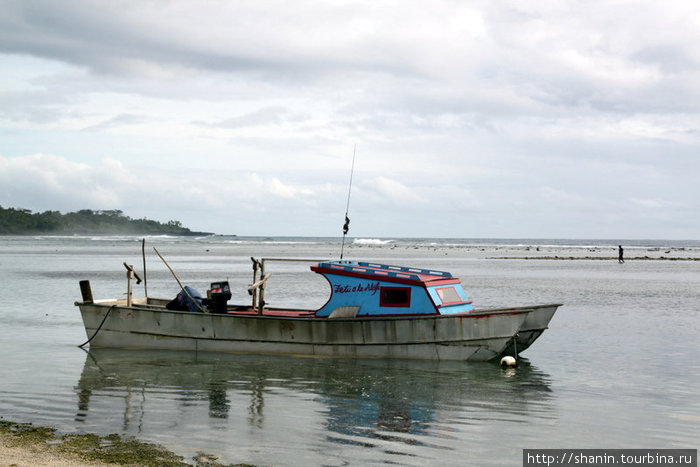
340, 145, 356, 260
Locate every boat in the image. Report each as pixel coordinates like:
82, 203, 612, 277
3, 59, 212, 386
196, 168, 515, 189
75, 255, 561, 362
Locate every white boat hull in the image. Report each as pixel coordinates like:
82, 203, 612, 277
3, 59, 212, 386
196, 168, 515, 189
491, 304, 559, 356
77, 299, 537, 362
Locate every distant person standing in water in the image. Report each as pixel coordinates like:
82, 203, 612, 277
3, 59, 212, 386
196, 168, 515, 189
618, 245, 624, 263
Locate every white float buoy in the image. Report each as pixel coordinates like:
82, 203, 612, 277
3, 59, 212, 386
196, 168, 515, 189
500, 356, 517, 367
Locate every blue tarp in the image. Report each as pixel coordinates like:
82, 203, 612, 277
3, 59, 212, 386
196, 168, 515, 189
166, 286, 204, 312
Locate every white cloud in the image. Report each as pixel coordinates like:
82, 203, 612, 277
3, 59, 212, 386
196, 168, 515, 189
367, 177, 419, 204
0, 154, 347, 234
629, 198, 670, 210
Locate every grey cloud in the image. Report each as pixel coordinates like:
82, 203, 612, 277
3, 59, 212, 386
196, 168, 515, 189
0, 1, 416, 83
0, 3, 281, 83
1, 1, 699, 238
633, 44, 699, 74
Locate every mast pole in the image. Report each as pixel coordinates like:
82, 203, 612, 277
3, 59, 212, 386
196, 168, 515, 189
340, 145, 356, 260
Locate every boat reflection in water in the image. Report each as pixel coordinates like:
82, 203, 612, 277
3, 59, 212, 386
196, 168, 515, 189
74, 349, 554, 464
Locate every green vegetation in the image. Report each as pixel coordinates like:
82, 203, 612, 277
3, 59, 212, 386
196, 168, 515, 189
0, 420, 250, 466
0, 206, 211, 235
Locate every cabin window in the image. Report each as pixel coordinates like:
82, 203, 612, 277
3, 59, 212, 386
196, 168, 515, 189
380, 287, 411, 307
436, 286, 461, 305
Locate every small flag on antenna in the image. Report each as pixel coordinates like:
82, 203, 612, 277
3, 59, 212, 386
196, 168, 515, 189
343, 216, 350, 235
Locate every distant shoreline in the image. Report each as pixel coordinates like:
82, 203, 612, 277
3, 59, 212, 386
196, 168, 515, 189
0, 206, 214, 236
0, 230, 214, 237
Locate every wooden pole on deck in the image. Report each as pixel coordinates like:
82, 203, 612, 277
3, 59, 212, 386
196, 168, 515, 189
250, 257, 260, 310
124, 263, 135, 307
248, 273, 271, 315
79, 280, 94, 303
259, 259, 266, 313
142, 238, 148, 299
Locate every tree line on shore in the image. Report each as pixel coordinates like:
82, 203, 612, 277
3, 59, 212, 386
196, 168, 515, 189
0, 206, 208, 235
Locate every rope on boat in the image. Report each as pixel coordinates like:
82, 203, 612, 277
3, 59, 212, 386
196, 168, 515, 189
78, 305, 116, 348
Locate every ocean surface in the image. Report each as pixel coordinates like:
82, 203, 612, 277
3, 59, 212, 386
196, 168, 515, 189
0, 235, 698, 466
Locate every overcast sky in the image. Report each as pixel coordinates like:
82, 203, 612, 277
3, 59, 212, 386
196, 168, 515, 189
1, 1, 699, 239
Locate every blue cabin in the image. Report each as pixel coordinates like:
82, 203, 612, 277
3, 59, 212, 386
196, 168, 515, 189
311, 261, 474, 318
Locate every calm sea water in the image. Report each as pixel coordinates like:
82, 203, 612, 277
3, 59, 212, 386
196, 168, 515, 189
0, 236, 698, 466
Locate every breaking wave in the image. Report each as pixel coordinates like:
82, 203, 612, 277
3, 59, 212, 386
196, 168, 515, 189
352, 238, 395, 246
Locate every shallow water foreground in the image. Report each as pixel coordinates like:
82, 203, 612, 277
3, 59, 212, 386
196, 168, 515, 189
0, 236, 699, 466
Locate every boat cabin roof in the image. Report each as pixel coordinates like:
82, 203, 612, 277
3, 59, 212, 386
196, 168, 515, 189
311, 261, 458, 286
310, 260, 472, 317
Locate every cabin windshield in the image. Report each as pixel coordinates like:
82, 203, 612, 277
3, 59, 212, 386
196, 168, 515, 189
436, 286, 461, 304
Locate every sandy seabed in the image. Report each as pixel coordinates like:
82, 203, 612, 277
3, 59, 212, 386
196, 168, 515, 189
0, 433, 118, 467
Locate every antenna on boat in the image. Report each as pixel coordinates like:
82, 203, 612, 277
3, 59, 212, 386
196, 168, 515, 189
340, 145, 356, 260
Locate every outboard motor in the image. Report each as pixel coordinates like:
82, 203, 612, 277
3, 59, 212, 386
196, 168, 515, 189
206, 281, 231, 314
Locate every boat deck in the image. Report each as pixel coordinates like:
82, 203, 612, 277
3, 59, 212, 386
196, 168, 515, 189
97, 297, 524, 319
108, 298, 320, 318
100, 298, 476, 319
224, 307, 317, 318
